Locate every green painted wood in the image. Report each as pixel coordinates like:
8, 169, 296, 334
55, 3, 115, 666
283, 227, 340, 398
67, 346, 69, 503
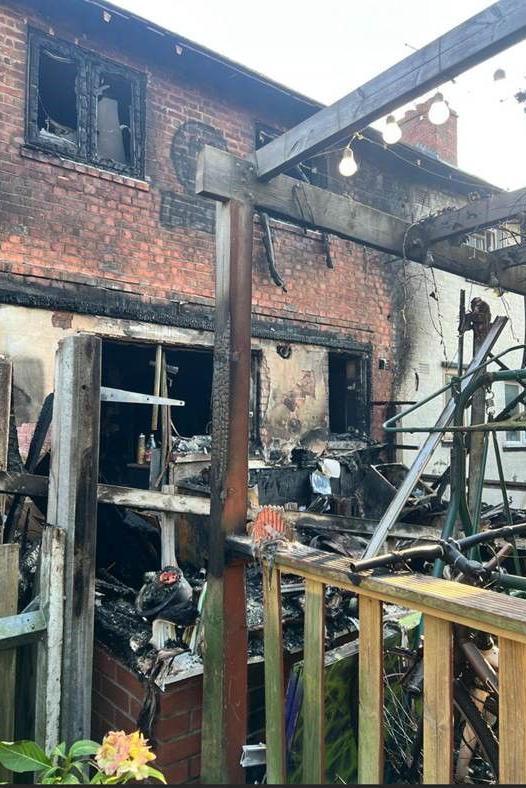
303, 578, 326, 785
358, 597, 384, 784
0, 610, 47, 650
262, 566, 286, 784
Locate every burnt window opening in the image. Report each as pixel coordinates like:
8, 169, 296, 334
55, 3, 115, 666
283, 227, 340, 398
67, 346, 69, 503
255, 124, 327, 188
37, 49, 79, 151
27, 30, 145, 178
328, 352, 369, 436
100, 340, 260, 487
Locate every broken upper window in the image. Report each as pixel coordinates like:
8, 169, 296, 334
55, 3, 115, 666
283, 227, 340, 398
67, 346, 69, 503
26, 30, 145, 178
255, 124, 327, 188
328, 352, 369, 436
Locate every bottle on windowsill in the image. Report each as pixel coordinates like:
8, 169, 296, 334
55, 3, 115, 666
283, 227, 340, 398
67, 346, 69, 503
145, 433, 156, 464
136, 433, 146, 465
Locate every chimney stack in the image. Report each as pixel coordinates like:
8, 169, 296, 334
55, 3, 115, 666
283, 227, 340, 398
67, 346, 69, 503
401, 97, 458, 166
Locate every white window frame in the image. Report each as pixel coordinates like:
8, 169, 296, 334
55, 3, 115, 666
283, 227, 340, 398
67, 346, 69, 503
503, 381, 526, 447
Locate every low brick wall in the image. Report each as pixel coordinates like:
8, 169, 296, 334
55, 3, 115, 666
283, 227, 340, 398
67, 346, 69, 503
92, 644, 267, 784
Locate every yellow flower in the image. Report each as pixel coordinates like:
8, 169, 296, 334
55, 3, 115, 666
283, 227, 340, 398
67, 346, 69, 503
95, 731, 131, 776
96, 730, 156, 781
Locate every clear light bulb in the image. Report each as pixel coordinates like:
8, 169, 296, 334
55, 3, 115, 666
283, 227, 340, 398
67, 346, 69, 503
382, 114, 402, 144
428, 92, 450, 125
338, 147, 358, 177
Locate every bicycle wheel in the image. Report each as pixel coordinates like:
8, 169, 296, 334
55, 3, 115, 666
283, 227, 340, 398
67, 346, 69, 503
383, 661, 498, 783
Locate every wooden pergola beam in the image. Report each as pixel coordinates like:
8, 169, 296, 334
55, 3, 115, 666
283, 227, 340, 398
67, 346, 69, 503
405, 187, 526, 246
255, 0, 526, 180
197, 146, 526, 295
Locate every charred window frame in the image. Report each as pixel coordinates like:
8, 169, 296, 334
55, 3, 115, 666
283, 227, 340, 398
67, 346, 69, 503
26, 30, 146, 179
255, 123, 327, 188
328, 351, 370, 437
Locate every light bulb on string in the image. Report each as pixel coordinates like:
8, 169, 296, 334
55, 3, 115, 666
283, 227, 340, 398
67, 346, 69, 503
338, 146, 358, 177
428, 92, 450, 125
382, 114, 402, 145
493, 68, 507, 102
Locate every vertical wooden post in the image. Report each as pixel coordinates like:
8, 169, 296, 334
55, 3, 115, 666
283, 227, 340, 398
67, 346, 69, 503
303, 579, 325, 785
358, 596, 384, 784
423, 615, 453, 784
0, 359, 12, 541
35, 526, 66, 751
0, 542, 18, 783
201, 199, 253, 784
262, 566, 286, 784
499, 636, 526, 784
48, 334, 101, 745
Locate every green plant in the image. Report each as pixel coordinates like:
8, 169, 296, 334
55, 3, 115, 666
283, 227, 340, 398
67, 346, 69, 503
0, 731, 166, 784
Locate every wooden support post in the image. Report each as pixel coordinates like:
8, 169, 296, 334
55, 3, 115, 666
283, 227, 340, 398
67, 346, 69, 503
303, 579, 325, 785
358, 597, 384, 784
0, 359, 12, 541
0, 542, 18, 783
35, 526, 66, 752
262, 566, 286, 785
153, 485, 178, 648
499, 636, 526, 784
423, 615, 453, 784
48, 334, 101, 745
201, 200, 253, 784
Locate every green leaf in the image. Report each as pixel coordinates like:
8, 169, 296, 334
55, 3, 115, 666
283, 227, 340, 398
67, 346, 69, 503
0, 741, 51, 772
68, 740, 100, 759
144, 766, 167, 784
50, 742, 67, 761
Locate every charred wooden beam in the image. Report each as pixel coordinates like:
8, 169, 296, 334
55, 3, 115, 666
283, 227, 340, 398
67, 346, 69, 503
405, 187, 526, 247
255, 0, 526, 179
197, 146, 526, 295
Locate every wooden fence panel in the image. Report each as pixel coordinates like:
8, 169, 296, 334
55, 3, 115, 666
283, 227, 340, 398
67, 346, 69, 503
358, 596, 384, 784
303, 578, 325, 784
423, 615, 453, 784
499, 636, 526, 784
263, 566, 286, 784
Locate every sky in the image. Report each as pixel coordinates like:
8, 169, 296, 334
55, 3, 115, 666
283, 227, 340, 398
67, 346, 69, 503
111, 0, 526, 190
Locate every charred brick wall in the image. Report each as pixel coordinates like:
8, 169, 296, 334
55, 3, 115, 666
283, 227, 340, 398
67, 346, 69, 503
92, 645, 267, 785
0, 1, 406, 438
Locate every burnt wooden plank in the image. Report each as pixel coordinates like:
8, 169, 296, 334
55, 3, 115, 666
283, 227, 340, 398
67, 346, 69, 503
255, 1, 526, 178
423, 616, 453, 784
47, 334, 101, 745
302, 578, 325, 785
262, 566, 286, 784
97, 483, 210, 514
358, 596, 384, 783
0, 542, 18, 783
201, 200, 253, 784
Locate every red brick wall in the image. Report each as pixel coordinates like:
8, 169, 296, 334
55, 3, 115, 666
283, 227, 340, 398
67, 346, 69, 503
0, 2, 401, 436
92, 645, 267, 784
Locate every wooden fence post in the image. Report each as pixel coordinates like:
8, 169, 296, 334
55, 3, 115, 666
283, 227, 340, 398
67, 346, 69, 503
358, 596, 384, 784
423, 615, 453, 784
499, 636, 526, 784
0, 542, 18, 783
201, 200, 253, 783
48, 334, 101, 745
35, 526, 66, 752
263, 566, 286, 784
303, 579, 325, 785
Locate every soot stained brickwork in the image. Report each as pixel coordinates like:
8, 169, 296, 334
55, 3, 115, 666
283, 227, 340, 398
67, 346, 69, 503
0, 0, 440, 439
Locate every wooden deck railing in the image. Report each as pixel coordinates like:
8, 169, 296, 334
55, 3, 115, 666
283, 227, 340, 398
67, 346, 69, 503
230, 536, 526, 785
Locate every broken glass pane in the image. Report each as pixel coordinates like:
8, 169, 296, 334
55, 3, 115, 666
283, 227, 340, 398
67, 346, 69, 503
96, 71, 132, 165
37, 48, 78, 150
